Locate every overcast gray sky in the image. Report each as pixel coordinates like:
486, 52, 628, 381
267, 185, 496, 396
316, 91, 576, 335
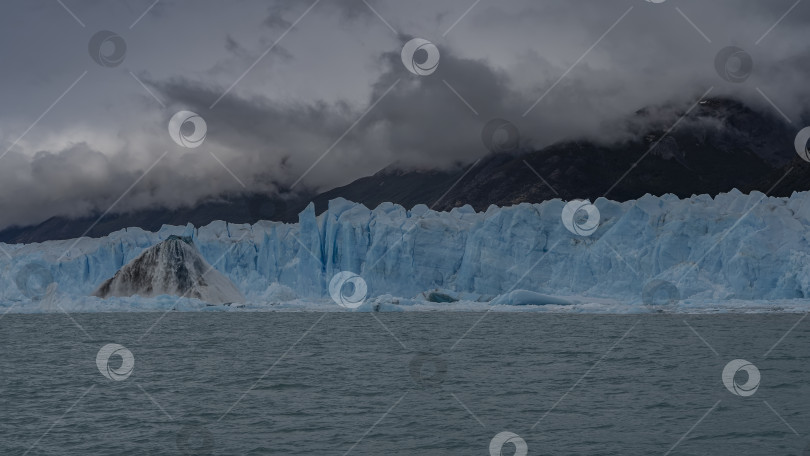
0, 0, 808, 229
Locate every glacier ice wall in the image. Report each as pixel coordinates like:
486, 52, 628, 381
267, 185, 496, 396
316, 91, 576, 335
3, 190, 810, 305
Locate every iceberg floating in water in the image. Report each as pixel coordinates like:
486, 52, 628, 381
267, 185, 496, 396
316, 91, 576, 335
2, 190, 810, 312
490, 290, 573, 306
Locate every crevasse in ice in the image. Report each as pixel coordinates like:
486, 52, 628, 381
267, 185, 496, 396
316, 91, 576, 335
3, 190, 810, 311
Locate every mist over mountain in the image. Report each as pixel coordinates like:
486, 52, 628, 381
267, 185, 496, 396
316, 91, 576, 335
1, 1, 809, 235
2, 97, 807, 244
5, 4, 810, 455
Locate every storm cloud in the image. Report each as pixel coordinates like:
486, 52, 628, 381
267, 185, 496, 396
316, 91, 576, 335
0, 0, 808, 229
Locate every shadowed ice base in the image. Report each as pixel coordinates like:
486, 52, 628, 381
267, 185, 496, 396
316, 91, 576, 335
3, 294, 810, 314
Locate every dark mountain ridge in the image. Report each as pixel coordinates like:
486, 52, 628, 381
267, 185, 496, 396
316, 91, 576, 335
2, 97, 808, 244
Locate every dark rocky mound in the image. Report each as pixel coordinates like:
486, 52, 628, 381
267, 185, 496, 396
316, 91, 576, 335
94, 236, 244, 305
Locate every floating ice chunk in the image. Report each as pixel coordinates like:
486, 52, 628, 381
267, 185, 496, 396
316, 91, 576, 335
490, 290, 573, 306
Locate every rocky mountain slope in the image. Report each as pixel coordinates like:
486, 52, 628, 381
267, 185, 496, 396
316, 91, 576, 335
2, 97, 807, 244
93, 235, 244, 305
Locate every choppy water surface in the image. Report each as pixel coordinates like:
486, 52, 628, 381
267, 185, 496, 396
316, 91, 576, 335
1, 312, 809, 455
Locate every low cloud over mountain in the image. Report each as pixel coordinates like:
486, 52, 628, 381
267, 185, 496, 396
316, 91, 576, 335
0, 0, 808, 230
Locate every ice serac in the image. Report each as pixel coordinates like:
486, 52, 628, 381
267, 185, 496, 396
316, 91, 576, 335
93, 235, 244, 305
4, 191, 810, 311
